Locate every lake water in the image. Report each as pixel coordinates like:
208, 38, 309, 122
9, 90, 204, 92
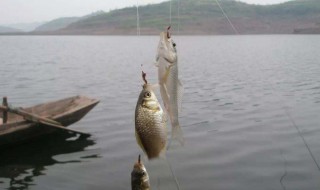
0, 35, 320, 190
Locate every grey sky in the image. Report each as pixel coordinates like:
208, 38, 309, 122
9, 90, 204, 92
0, 0, 292, 25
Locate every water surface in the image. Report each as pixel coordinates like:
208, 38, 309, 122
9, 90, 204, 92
1, 35, 320, 190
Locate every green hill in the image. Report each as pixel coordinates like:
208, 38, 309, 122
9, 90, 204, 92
33, 11, 106, 32
33, 17, 80, 32
3, 0, 319, 35
53, 0, 320, 35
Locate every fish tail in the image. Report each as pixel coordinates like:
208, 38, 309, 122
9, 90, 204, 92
171, 123, 184, 146
173, 124, 184, 146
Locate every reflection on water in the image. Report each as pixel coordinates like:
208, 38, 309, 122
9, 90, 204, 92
0, 132, 97, 190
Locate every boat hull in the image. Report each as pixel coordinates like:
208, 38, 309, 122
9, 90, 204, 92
0, 96, 99, 148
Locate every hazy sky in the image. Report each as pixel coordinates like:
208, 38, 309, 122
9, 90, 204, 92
0, 0, 292, 25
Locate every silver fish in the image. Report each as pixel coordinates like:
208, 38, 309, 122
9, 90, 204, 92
131, 155, 151, 190
155, 30, 184, 145
135, 81, 167, 159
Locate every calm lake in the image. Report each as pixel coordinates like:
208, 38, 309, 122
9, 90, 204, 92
0, 35, 320, 190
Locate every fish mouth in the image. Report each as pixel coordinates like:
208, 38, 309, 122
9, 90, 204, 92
160, 32, 170, 48
160, 31, 176, 54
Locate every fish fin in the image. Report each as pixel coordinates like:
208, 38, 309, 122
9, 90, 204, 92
163, 83, 170, 100
160, 83, 170, 113
163, 65, 172, 83
163, 84, 171, 112
159, 147, 167, 160
135, 130, 147, 156
178, 79, 184, 113
163, 65, 172, 100
159, 66, 171, 114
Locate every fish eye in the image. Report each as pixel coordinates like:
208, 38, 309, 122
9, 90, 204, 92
173, 43, 176, 47
144, 91, 151, 98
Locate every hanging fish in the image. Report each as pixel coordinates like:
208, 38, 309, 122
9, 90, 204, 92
131, 155, 151, 190
135, 71, 167, 159
155, 27, 184, 145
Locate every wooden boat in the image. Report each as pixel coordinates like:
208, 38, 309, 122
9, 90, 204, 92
0, 96, 99, 148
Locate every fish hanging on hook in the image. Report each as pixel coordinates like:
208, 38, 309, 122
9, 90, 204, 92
135, 71, 167, 159
155, 28, 184, 146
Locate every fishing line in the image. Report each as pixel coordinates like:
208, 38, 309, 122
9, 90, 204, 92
280, 150, 288, 190
246, 60, 320, 171
136, 0, 141, 36
166, 158, 181, 190
150, 158, 181, 190
214, 0, 319, 170
215, 0, 239, 34
177, 0, 180, 36
282, 99, 320, 170
156, 178, 161, 190
255, 68, 320, 170
169, 0, 172, 25
238, 51, 320, 171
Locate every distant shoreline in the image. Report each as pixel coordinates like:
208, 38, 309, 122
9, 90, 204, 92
2, 0, 320, 36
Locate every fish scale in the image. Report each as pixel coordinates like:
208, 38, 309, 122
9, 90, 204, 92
135, 84, 167, 159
